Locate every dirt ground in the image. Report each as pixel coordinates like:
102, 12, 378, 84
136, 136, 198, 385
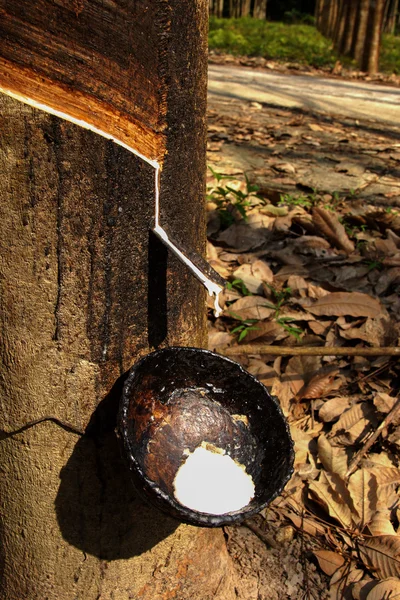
206, 73, 400, 599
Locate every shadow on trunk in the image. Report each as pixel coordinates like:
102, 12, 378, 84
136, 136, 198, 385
55, 374, 179, 560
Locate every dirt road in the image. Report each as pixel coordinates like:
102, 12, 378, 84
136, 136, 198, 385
208, 64, 400, 125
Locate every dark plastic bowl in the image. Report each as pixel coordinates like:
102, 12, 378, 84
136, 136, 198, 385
118, 347, 294, 527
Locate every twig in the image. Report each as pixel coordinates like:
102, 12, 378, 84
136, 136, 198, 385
244, 519, 278, 549
222, 345, 400, 357
346, 396, 400, 477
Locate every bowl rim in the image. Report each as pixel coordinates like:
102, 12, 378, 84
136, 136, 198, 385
118, 346, 294, 527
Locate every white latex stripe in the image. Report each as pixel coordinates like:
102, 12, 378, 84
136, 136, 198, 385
0, 86, 223, 316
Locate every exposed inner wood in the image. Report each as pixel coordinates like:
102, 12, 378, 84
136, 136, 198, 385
0, 0, 168, 162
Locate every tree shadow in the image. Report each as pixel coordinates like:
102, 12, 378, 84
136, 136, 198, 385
55, 374, 179, 560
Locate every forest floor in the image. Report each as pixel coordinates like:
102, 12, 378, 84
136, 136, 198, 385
206, 68, 400, 599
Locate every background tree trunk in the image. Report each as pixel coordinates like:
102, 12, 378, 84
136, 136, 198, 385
382, 0, 399, 32
351, 0, 371, 64
253, 0, 267, 19
338, 0, 359, 55
0, 1, 240, 598
361, 0, 386, 73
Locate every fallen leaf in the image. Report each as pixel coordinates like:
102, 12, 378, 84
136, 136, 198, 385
312, 206, 355, 254
299, 292, 382, 318
318, 434, 348, 479
284, 355, 322, 398
359, 535, 400, 579
296, 369, 340, 401
308, 123, 324, 132
283, 510, 326, 536
260, 204, 288, 217
232, 264, 264, 294
240, 320, 287, 344
226, 295, 275, 320
251, 259, 274, 283
309, 472, 353, 528
366, 578, 400, 600
331, 402, 377, 446
338, 317, 388, 346
368, 511, 397, 537
374, 393, 397, 414
313, 550, 345, 576
369, 466, 400, 488
217, 222, 270, 252
272, 161, 296, 174
351, 578, 376, 600
319, 397, 351, 423
348, 469, 378, 530
208, 330, 233, 351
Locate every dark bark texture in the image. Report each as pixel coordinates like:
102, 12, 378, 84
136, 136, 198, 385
0, 1, 240, 598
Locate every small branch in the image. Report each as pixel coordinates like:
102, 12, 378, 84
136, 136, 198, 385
222, 345, 400, 357
244, 519, 278, 549
346, 396, 400, 477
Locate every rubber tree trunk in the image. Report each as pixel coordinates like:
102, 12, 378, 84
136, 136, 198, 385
253, 0, 267, 20
361, 0, 386, 73
339, 0, 359, 55
352, 0, 371, 64
0, 1, 240, 598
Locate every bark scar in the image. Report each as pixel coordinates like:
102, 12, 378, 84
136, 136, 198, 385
0, 416, 85, 440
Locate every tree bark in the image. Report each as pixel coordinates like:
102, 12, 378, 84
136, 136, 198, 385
253, 0, 267, 19
326, 0, 340, 38
332, 0, 346, 48
352, 0, 371, 64
240, 0, 252, 17
339, 0, 359, 55
361, 0, 386, 73
0, 1, 240, 598
382, 0, 399, 32
315, 0, 331, 35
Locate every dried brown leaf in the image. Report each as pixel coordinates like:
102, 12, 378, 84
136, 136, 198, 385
251, 259, 274, 284
339, 317, 388, 346
366, 578, 400, 600
318, 434, 348, 479
217, 222, 270, 252
208, 329, 233, 351
331, 403, 376, 446
374, 393, 397, 415
319, 397, 351, 423
314, 550, 345, 576
309, 472, 353, 528
232, 264, 264, 294
348, 469, 378, 529
240, 320, 287, 344
300, 292, 382, 318
284, 354, 322, 398
283, 510, 327, 536
226, 295, 275, 320
369, 466, 400, 489
312, 206, 355, 254
352, 579, 376, 600
368, 511, 397, 537
359, 535, 400, 579
296, 369, 340, 401
291, 427, 313, 466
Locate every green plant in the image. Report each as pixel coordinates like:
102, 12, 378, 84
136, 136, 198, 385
365, 260, 384, 272
276, 317, 304, 340
208, 18, 338, 68
207, 168, 264, 228
278, 193, 313, 208
264, 285, 304, 340
229, 316, 260, 342
226, 278, 252, 296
